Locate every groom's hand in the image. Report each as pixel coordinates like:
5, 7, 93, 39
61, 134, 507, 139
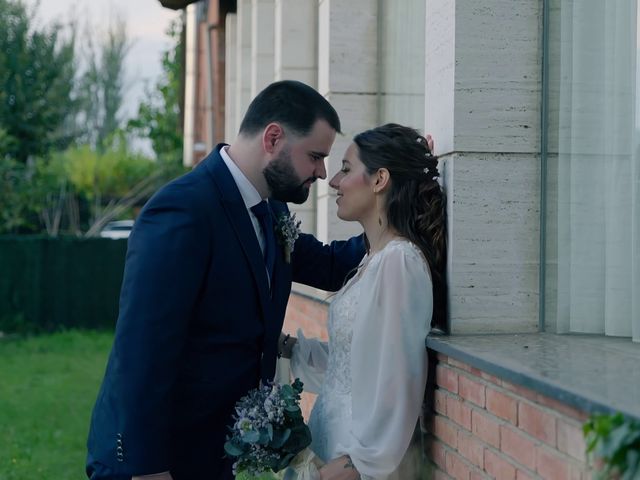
426, 134, 435, 155
132, 473, 173, 480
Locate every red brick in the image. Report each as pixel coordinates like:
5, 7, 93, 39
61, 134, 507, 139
535, 446, 568, 480
437, 365, 459, 394
536, 394, 589, 422
486, 388, 518, 424
470, 472, 489, 480
518, 402, 556, 447
557, 419, 587, 462
446, 450, 471, 480
500, 425, 537, 471
484, 449, 516, 480
434, 415, 459, 448
472, 410, 500, 449
458, 430, 484, 468
447, 395, 472, 431
434, 468, 454, 480
449, 357, 472, 372
480, 370, 502, 385
430, 438, 448, 470
516, 470, 535, 480
438, 353, 449, 363
435, 388, 448, 415
459, 375, 486, 407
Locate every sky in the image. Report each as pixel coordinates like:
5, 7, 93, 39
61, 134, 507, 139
23, 0, 181, 153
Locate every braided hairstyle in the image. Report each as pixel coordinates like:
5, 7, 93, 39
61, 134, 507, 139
353, 123, 448, 332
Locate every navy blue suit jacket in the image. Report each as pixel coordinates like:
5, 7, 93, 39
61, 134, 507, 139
86, 145, 365, 479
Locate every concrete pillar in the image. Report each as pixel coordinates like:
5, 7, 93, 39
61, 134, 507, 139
316, 0, 379, 243
274, 0, 317, 85
274, 0, 319, 236
425, 0, 543, 333
251, 0, 275, 97
224, 13, 237, 141
235, 0, 252, 134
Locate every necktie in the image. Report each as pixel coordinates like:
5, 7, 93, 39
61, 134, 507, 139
250, 200, 276, 280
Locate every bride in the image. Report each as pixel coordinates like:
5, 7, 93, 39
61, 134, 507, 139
279, 124, 447, 480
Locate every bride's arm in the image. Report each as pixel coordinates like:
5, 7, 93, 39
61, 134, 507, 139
337, 245, 432, 478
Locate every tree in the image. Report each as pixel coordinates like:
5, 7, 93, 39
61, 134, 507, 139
77, 16, 131, 151
0, 0, 78, 163
128, 17, 184, 167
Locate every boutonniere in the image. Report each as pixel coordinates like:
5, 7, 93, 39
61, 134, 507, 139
275, 212, 301, 263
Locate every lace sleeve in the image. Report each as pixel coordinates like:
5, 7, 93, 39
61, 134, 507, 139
337, 243, 432, 479
289, 328, 329, 394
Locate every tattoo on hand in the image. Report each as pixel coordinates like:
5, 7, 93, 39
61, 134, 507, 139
344, 456, 356, 470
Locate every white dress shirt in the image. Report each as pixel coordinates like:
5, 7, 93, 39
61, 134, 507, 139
220, 146, 268, 256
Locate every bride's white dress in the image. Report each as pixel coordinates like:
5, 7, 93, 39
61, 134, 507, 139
290, 239, 432, 480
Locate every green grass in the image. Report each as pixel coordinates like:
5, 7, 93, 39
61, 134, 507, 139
0, 330, 113, 480
0, 330, 281, 480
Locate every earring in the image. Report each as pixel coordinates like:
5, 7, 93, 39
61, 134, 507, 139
375, 193, 382, 226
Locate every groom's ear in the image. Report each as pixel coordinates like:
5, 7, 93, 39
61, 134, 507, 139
263, 123, 284, 153
373, 168, 391, 193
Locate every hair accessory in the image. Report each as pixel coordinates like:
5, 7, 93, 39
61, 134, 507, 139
423, 166, 439, 181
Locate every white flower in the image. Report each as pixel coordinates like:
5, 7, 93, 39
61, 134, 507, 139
275, 212, 301, 263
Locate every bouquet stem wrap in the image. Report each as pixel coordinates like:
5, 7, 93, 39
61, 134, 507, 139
283, 447, 323, 480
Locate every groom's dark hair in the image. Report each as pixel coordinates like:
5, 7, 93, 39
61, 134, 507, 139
238, 80, 341, 137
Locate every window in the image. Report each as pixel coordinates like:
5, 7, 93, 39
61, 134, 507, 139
544, 1, 640, 341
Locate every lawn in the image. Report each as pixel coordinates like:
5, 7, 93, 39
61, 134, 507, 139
0, 330, 112, 479
0, 330, 279, 480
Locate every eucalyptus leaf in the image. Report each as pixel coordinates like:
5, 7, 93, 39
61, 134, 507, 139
224, 441, 245, 457
242, 429, 260, 443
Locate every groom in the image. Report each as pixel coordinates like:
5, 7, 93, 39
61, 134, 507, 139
86, 80, 365, 480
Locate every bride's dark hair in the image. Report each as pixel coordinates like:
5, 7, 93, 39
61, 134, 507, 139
354, 123, 448, 332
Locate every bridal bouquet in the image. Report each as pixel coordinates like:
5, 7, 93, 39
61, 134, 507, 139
224, 378, 313, 477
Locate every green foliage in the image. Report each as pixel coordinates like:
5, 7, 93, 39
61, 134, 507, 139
0, 330, 113, 479
0, 158, 35, 233
63, 143, 155, 200
77, 16, 130, 151
0, 0, 79, 163
0, 2, 187, 236
584, 413, 640, 480
128, 17, 184, 165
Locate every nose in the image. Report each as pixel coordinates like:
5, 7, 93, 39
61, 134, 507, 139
315, 160, 327, 180
329, 171, 340, 190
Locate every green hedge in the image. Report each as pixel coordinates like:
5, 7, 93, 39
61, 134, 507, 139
0, 236, 127, 333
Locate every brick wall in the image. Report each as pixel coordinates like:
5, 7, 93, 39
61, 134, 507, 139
426, 353, 593, 480
282, 291, 329, 418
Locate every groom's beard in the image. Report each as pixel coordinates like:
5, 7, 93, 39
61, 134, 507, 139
264, 148, 315, 204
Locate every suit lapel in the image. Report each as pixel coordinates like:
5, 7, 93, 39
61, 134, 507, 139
268, 202, 293, 304
204, 146, 271, 317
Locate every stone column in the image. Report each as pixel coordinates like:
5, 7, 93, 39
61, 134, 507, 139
316, 0, 379, 243
274, 0, 319, 235
251, 0, 275, 97
274, 0, 317, 85
425, 0, 542, 333
224, 13, 237, 141
235, 0, 252, 133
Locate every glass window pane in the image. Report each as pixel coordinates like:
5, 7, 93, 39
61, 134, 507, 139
544, 0, 640, 341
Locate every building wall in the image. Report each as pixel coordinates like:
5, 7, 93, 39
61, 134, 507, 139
427, 352, 592, 480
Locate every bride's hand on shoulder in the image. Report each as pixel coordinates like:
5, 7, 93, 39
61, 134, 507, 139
318, 455, 360, 480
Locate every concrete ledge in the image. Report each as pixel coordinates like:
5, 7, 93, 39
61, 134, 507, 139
426, 333, 640, 421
